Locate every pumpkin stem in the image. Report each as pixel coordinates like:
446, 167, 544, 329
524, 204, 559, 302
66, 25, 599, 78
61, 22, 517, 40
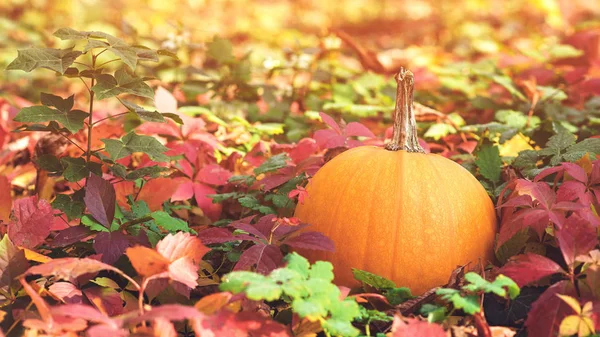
385, 68, 425, 153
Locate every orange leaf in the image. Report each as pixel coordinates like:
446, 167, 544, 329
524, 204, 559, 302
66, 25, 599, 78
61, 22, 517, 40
194, 292, 232, 314
137, 178, 182, 211
0, 175, 11, 223
126, 246, 170, 277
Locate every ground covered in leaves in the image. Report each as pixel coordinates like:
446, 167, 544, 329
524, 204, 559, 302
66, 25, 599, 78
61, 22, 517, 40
1, 1, 600, 336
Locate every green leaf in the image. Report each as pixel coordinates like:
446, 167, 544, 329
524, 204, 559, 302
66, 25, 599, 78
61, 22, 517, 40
14, 97, 89, 134
424, 123, 456, 140
292, 298, 328, 319
495, 229, 529, 264
309, 261, 334, 282
475, 145, 502, 183
490, 75, 526, 101
34, 154, 63, 173
254, 153, 289, 175
322, 319, 360, 337
122, 100, 165, 122
245, 280, 282, 301
51, 194, 85, 221
207, 37, 234, 64
436, 288, 480, 315
548, 44, 584, 60
81, 215, 110, 232
101, 131, 169, 162
83, 33, 138, 70
462, 273, 520, 299
513, 150, 539, 170
91, 68, 153, 100
539, 127, 576, 158
53, 28, 91, 40
284, 252, 310, 279
60, 157, 90, 182
6, 47, 82, 74
566, 139, 600, 160
351, 269, 396, 290
220, 271, 268, 293
125, 166, 169, 180
150, 211, 191, 232
384, 287, 413, 306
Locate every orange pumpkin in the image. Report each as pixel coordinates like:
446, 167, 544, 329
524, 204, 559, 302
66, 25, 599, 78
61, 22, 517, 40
294, 68, 497, 294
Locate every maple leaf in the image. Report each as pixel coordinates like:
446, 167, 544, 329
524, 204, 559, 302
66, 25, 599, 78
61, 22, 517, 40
391, 316, 446, 337
288, 185, 308, 204
8, 196, 53, 248
136, 177, 182, 211
525, 281, 576, 337
93, 231, 130, 265
497, 179, 583, 246
499, 253, 565, 287
555, 214, 599, 269
234, 244, 284, 274
313, 112, 375, 150
196, 164, 232, 186
127, 232, 210, 289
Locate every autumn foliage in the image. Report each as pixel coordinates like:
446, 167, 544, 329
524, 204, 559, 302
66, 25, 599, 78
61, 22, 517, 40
1, 1, 600, 336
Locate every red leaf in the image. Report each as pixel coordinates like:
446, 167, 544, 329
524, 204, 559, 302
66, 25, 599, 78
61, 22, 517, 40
283, 232, 335, 252
25, 258, 122, 283
197, 227, 236, 245
234, 244, 283, 274
191, 309, 291, 337
555, 214, 599, 268
84, 175, 116, 228
93, 231, 130, 265
195, 164, 232, 186
391, 316, 446, 337
499, 253, 565, 287
260, 166, 297, 191
51, 226, 93, 248
171, 178, 194, 201
51, 304, 118, 327
193, 182, 222, 221
129, 304, 202, 324
0, 175, 11, 223
83, 286, 124, 316
288, 138, 319, 164
156, 232, 210, 288
48, 282, 82, 304
345, 122, 375, 138
8, 196, 53, 248
319, 112, 341, 134
313, 129, 346, 149
525, 281, 575, 337
137, 177, 182, 211
562, 162, 588, 183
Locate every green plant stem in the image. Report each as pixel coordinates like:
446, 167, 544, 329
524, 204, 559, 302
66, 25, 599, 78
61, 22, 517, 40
120, 215, 154, 230
96, 58, 120, 68
91, 111, 129, 126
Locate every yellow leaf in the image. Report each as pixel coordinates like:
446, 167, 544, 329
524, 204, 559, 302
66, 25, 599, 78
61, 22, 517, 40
559, 315, 582, 336
576, 153, 594, 175
23, 248, 52, 263
580, 316, 595, 337
558, 295, 582, 314
499, 133, 533, 157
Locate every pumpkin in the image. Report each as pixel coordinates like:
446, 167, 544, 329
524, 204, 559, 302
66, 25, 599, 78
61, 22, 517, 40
294, 68, 497, 294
